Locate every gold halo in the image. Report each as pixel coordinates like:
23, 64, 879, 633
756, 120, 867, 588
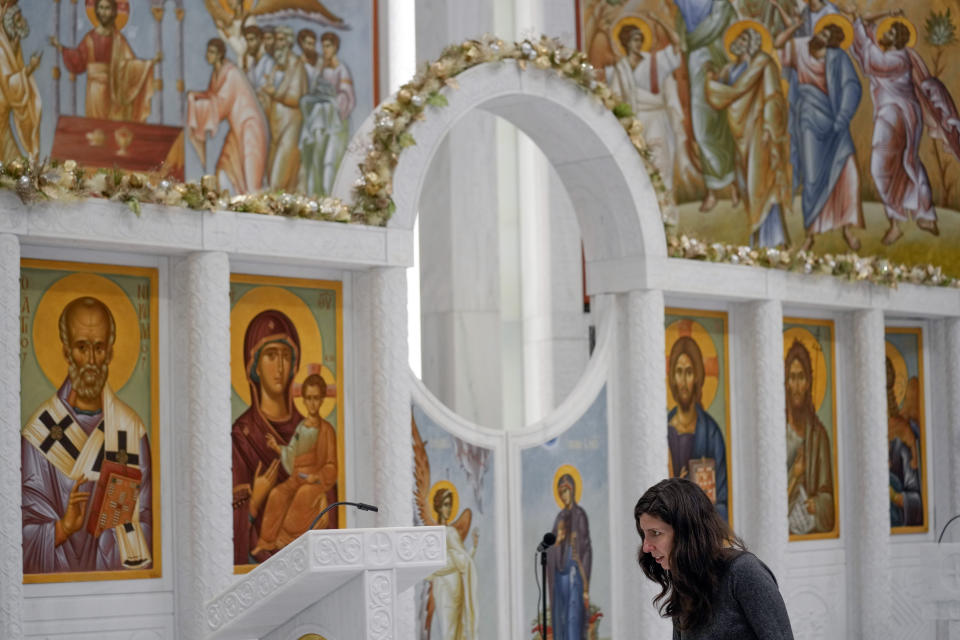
723, 20, 773, 59
875, 16, 917, 48
885, 341, 908, 410
814, 14, 854, 49
33, 273, 140, 392
552, 464, 583, 509
427, 480, 459, 523
297, 635, 328, 640
86, 0, 130, 30
612, 16, 653, 55
292, 363, 337, 419
230, 287, 323, 408
783, 327, 828, 413
665, 319, 721, 411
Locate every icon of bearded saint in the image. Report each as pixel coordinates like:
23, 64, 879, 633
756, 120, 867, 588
21, 296, 152, 574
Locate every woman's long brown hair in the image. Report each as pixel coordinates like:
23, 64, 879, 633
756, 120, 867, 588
634, 478, 744, 630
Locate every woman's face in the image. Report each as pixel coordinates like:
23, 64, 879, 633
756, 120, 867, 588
638, 513, 674, 571
257, 342, 293, 398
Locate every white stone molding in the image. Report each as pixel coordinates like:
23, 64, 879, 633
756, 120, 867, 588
0, 192, 411, 270
0, 233, 23, 640
173, 252, 233, 640
735, 300, 788, 579
617, 289, 672, 640
948, 318, 960, 522
851, 309, 892, 639
204, 527, 444, 640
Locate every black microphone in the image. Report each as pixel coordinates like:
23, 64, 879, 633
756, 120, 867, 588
308, 501, 379, 530
537, 532, 557, 552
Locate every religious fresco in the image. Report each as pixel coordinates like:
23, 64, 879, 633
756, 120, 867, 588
412, 405, 496, 640
521, 389, 609, 640
665, 309, 732, 525
577, 0, 960, 276
19, 259, 160, 583
783, 317, 839, 540
8, 0, 377, 196
230, 274, 343, 571
885, 327, 927, 533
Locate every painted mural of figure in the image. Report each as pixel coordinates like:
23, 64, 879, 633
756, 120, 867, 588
232, 309, 304, 564
887, 359, 923, 527
775, 16, 863, 251
249, 26, 278, 114
604, 16, 682, 222
427, 486, 480, 640
299, 31, 355, 196
0, 3, 41, 161
850, 13, 940, 245
785, 339, 834, 535
241, 25, 266, 77
263, 26, 307, 192
547, 473, 592, 640
298, 28, 321, 89
674, 0, 738, 211
188, 38, 268, 195
667, 336, 728, 522
796, 0, 841, 37
252, 373, 337, 554
412, 419, 488, 640
21, 297, 152, 573
49, 0, 159, 123
705, 24, 792, 247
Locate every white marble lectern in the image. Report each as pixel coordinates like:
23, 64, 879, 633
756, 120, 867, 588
204, 527, 446, 640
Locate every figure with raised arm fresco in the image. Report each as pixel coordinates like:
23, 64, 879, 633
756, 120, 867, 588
49, 0, 160, 123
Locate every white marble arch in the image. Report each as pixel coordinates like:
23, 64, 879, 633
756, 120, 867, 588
333, 60, 667, 294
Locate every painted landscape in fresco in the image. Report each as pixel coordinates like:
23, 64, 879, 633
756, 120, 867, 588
578, 0, 960, 275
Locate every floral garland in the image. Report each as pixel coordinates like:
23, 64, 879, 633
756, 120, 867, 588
667, 233, 959, 288
4, 34, 956, 288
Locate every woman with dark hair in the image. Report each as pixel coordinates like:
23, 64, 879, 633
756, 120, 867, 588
635, 478, 793, 639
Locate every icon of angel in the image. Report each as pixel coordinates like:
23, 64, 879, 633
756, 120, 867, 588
413, 419, 480, 640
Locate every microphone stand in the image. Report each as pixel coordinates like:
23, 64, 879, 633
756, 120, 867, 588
541, 547, 548, 640
308, 501, 379, 531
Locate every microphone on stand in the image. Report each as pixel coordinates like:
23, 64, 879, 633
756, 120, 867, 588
537, 532, 557, 552
538, 531, 556, 639
308, 501, 379, 530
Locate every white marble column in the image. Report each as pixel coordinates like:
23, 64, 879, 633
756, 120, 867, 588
735, 300, 788, 579
947, 318, 960, 523
367, 266, 413, 639
0, 233, 23, 640
850, 309, 891, 639
615, 289, 672, 639
172, 251, 233, 640
369, 266, 412, 527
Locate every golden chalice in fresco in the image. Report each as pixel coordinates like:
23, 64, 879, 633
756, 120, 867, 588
115, 127, 134, 156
